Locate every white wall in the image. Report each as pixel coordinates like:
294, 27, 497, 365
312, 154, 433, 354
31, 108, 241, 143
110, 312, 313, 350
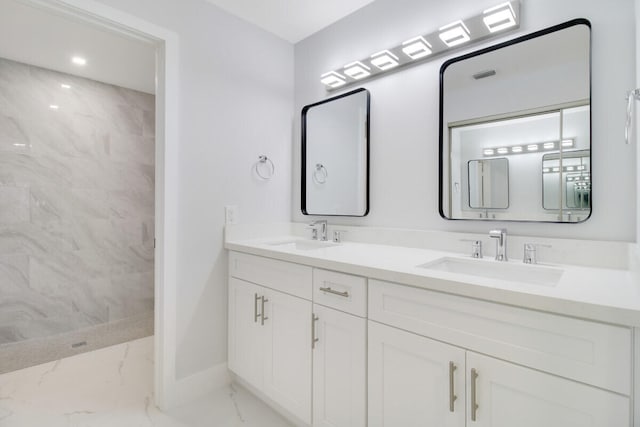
294, 0, 637, 242
94, 0, 294, 379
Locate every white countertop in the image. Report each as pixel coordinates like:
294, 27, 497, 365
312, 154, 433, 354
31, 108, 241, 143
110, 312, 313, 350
226, 234, 640, 327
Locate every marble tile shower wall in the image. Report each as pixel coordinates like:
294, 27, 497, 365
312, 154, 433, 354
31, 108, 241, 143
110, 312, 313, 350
0, 57, 155, 345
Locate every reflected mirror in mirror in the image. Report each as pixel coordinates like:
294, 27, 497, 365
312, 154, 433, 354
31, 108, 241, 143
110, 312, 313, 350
302, 88, 370, 216
468, 158, 509, 211
440, 19, 591, 223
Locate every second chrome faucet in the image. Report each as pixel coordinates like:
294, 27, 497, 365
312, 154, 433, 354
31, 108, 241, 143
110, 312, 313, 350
489, 228, 508, 261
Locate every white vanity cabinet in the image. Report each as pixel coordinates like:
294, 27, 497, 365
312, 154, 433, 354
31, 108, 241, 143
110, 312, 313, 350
368, 279, 632, 427
311, 269, 367, 427
228, 252, 313, 424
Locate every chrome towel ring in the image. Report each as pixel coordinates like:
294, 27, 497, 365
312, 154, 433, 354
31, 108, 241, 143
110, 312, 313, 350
313, 163, 328, 184
255, 155, 275, 180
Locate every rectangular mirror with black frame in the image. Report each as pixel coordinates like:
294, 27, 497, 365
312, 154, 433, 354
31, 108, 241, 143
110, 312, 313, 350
301, 88, 370, 216
439, 19, 591, 223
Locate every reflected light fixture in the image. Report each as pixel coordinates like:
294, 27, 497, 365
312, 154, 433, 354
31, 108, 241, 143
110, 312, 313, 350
343, 61, 371, 80
497, 147, 509, 154
484, 138, 577, 157
402, 36, 432, 60
483, 2, 517, 33
320, 1, 520, 90
49, 104, 59, 110
370, 50, 399, 71
439, 21, 471, 47
71, 56, 87, 66
61, 83, 71, 89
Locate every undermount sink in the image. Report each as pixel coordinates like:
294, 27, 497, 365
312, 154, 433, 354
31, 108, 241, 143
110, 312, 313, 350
266, 239, 339, 251
419, 257, 564, 286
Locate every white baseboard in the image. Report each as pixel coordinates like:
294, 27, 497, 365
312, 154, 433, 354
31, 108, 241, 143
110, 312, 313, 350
166, 363, 231, 408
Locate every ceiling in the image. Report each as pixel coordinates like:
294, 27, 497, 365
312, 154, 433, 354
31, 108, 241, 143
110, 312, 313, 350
204, 0, 376, 43
0, 0, 156, 94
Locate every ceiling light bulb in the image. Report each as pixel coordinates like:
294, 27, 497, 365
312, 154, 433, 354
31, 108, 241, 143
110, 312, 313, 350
483, 148, 495, 156
370, 50, 399, 71
527, 144, 539, 151
72, 56, 87, 66
543, 142, 556, 149
497, 147, 508, 154
511, 146, 523, 153
343, 61, 371, 80
439, 20, 471, 47
320, 71, 346, 88
401, 36, 433, 60
483, 2, 517, 33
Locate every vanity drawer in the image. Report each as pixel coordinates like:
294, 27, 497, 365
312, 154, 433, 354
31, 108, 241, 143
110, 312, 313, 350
313, 269, 367, 317
229, 251, 312, 300
369, 279, 632, 395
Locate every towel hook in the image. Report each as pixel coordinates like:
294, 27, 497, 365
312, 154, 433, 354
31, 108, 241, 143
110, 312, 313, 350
255, 155, 275, 180
625, 89, 640, 145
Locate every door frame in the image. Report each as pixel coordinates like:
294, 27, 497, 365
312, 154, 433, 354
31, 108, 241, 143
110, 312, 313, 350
22, 0, 179, 409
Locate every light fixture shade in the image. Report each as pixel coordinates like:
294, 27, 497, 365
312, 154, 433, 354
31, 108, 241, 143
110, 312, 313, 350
343, 61, 371, 80
483, 2, 517, 33
439, 21, 471, 47
320, 71, 346, 88
402, 36, 433, 60
370, 50, 399, 71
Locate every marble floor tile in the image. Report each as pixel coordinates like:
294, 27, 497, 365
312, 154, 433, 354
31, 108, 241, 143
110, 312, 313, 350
0, 336, 293, 427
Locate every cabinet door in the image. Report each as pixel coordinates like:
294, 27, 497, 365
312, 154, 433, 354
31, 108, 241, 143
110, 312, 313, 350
262, 288, 312, 424
228, 278, 265, 388
466, 352, 630, 427
312, 304, 366, 427
368, 321, 465, 427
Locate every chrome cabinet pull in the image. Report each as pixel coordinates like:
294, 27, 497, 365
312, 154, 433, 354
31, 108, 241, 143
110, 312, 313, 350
319, 286, 349, 298
260, 297, 269, 326
254, 293, 260, 323
449, 361, 457, 412
311, 313, 319, 349
471, 368, 479, 421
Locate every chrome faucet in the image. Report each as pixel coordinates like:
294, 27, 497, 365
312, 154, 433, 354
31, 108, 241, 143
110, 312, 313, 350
489, 228, 508, 261
309, 220, 328, 241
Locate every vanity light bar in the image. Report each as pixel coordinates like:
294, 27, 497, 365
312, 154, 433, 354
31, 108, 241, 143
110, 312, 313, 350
483, 138, 576, 157
320, 0, 520, 90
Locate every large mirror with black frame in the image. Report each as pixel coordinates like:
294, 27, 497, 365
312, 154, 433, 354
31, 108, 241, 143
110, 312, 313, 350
440, 19, 591, 223
302, 88, 370, 216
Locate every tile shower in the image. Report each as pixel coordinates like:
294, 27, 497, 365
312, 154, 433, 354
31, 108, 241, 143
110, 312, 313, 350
0, 57, 155, 372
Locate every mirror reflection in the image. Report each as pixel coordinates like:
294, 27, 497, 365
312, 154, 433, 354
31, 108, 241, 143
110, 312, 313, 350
440, 19, 591, 223
468, 158, 509, 211
302, 88, 370, 216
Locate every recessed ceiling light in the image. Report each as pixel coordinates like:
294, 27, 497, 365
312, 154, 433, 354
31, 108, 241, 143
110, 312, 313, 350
483, 2, 517, 33
61, 84, 71, 89
49, 104, 59, 110
370, 50, 399, 71
439, 21, 470, 47
343, 61, 371, 80
71, 56, 87, 66
401, 36, 432, 60
320, 71, 346, 88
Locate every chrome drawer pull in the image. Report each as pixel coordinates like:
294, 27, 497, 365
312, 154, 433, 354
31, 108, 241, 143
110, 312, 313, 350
254, 293, 260, 323
471, 368, 479, 421
449, 361, 457, 412
319, 286, 349, 298
312, 313, 319, 349
260, 296, 269, 326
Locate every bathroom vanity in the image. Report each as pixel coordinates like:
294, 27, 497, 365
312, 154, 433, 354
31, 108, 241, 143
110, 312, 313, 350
225, 224, 639, 427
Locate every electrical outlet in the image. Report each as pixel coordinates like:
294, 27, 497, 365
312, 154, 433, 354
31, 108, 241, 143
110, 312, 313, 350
225, 205, 239, 225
